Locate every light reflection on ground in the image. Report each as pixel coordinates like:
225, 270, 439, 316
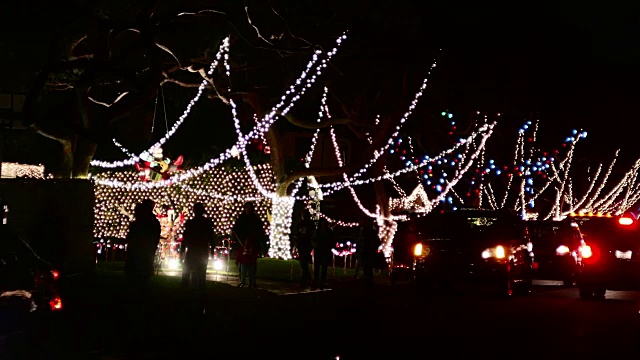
159, 268, 332, 295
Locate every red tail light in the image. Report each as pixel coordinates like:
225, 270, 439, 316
50, 270, 60, 280
49, 296, 63, 311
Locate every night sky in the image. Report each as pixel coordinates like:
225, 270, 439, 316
412, 3, 640, 160
2, 2, 640, 166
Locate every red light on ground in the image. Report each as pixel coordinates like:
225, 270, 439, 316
49, 297, 63, 311
618, 217, 634, 226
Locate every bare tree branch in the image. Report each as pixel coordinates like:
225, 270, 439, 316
30, 124, 72, 148
88, 92, 129, 107
155, 41, 182, 67
69, 35, 89, 59
160, 78, 202, 88
244, 0, 274, 45
267, 0, 312, 47
45, 82, 75, 91
176, 9, 226, 17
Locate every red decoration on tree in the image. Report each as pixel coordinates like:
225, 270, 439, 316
135, 147, 184, 182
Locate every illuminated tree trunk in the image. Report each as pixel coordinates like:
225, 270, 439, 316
267, 194, 295, 260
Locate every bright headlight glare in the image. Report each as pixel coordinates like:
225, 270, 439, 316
556, 245, 570, 255
167, 258, 180, 270
579, 245, 593, 258
482, 245, 506, 259
213, 259, 223, 270
414, 243, 423, 257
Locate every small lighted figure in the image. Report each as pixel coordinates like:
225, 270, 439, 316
135, 147, 184, 181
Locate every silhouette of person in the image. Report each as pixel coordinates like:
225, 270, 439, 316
313, 217, 333, 289
180, 202, 214, 307
353, 224, 365, 279
123, 199, 161, 347
32, 207, 65, 269
295, 210, 315, 288
360, 218, 380, 291
232, 202, 265, 288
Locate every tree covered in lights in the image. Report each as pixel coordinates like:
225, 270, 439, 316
18, 1, 349, 178
75, 2, 454, 259
387, 111, 496, 213
470, 120, 640, 219
16, 1, 430, 180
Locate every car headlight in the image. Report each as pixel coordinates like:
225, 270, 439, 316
579, 244, 592, 259
213, 259, 223, 270
414, 243, 423, 257
166, 258, 181, 270
556, 245, 570, 256
481, 245, 506, 259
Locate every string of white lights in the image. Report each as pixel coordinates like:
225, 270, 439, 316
411, 122, 496, 218
91, 37, 231, 168
321, 123, 494, 196
592, 158, 640, 213
321, 58, 439, 185
290, 87, 328, 197
92, 32, 348, 188
306, 203, 360, 227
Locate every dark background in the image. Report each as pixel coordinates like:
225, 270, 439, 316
1, 1, 639, 167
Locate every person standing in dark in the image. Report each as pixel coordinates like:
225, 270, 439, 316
125, 199, 161, 306
232, 202, 266, 288
360, 218, 381, 291
180, 202, 214, 308
353, 224, 365, 280
123, 199, 161, 350
295, 210, 315, 288
313, 217, 333, 289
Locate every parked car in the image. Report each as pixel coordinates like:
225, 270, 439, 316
527, 220, 583, 285
1, 224, 63, 355
392, 209, 534, 296
570, 214, 640, 299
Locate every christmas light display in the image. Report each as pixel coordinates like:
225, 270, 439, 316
469, 120, 640, 220
0, 163, 47, 179
389, 183, 429, 213
399, 122, 497, 220
91, 32, 348, 192
91, 37, 232, 168
267, 195, 295, 259
321, 123, 496, 196
478, 120, 559, 217
135, 147, 184, 181
318, 59, 440, 187
542, 149, 640, 220
92, 165, 274, 239
92, 32, 351, 261
91, 31, 500, 262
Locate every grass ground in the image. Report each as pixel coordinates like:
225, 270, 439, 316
45, 257, 390, 357
98, 257, 368, 282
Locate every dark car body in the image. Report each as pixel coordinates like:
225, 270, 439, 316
527, 220, 583, 285
570, 214, 640, 298
0, 225, 63, 355
391, 209, 533, 296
